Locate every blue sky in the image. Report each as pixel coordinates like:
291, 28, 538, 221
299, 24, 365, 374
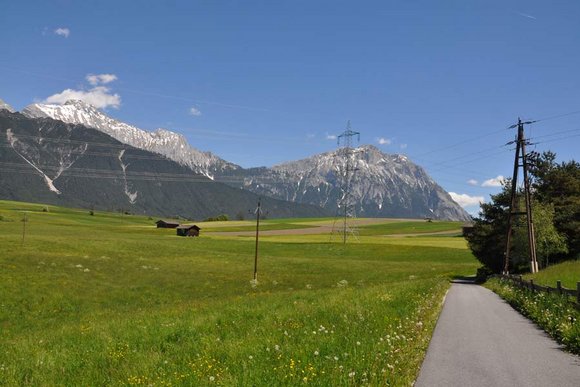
1, 0, 580, 214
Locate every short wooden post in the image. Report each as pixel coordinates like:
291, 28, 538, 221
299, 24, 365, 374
577, 282, 580, 304
530, 279, 534, 292
557, 280, 562, 295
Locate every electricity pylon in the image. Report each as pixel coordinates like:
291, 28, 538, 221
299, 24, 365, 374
331, 121, 360, 244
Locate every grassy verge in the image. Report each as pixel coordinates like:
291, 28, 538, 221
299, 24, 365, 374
523, 260, 580, 289
485, 277, 580, 354
0, 200, 477, 386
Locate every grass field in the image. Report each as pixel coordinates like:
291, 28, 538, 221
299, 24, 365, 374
524, 260, 580, 289
0, 201, 477, 386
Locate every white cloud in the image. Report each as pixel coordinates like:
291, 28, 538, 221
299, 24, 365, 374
449, 192, 485, 208
326, 133, 337, 140
54, 27, 70, 38
377, 137, 392, 145
400, 143, 407, 150
86, 73, 118, 86
482, 175, 505, 187
44, 86, 121, 109
189, 106, 202, 116
467, 179, 478, 186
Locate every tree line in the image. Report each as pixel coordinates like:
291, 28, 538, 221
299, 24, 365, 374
466, 151, 579, 273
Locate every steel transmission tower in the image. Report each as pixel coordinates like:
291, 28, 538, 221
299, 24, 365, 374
504, 118, 538, 274
331, 121, 360, 244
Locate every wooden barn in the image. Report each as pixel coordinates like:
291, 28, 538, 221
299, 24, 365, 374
462, 222, 475, 237
156, 219, 180, 228
176, 225, 201, 237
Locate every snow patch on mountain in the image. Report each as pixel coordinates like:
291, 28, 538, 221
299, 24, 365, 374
22, 100, 239, 178
218, 145, 470, 220
0, 98, 15, 113
118, 149, 138, 204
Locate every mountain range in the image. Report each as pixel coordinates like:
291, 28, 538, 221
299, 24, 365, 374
1, 98, 470, 220
0, 107, 328, 219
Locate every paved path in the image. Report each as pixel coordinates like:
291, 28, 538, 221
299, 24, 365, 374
416, 281, 580, 387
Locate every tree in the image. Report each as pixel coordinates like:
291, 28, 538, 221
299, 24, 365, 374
529, 152, 580, 260
466, 182, 567, 273
466, 183, 511, 273
532, 202, 568, 268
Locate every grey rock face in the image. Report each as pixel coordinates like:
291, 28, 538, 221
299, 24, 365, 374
217, 145, 471, 221
22, 100, 239, 178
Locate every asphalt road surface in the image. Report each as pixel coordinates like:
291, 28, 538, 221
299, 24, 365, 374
415, 280, 580, 387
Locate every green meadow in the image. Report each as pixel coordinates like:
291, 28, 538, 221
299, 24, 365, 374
0, 201, 477, 386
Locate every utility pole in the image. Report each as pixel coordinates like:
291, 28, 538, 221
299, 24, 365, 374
253, 198, 262, 281
21, 212, 27, 246
504, 118, 538, 274
331, 121, 360, 244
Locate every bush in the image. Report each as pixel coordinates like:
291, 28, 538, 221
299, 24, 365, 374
204, 214, 229, 222
475, 266, 493, 283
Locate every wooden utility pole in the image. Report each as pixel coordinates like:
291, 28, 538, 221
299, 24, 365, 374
21, 212, 27, 245
253, 198, 262, 281
504, 118, 538, 274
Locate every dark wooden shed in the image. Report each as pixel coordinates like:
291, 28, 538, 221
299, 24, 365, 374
176, 225, 201, 237
462, 222, 475, 237
156, 219, 180, 228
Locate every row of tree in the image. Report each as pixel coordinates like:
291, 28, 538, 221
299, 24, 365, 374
466, 151, 579, 273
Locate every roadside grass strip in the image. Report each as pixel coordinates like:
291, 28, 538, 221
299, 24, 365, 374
486, 277, 580, 355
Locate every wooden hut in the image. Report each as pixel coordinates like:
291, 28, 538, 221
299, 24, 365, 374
156, 219, 180, 228
462, 222, 475, 237
176, 225, 201, 237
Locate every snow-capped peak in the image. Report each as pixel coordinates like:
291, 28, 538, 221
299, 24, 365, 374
0, 98, 15, 113
21, 100, 240, 177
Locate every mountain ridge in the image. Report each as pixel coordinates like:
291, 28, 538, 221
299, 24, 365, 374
0, 110, 330, 219
12, 98, 469, 220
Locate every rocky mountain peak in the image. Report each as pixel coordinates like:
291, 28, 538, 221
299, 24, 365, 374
20, 100, 240, 177
0, 98, 15, 113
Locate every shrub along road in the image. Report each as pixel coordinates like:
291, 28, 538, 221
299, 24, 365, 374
415, 280, 580, 387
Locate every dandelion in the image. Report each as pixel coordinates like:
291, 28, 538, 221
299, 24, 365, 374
348, 371, 355, 378
209, 376, 215, 382
337, 279, 348, 288
356, 341, 361, 346
275, 345, 280, 351
333, 356, 339, 361
306, 284, 312, 289
248, 355, 253, 360
314, 350, 319, 356
83, 268, 90, 272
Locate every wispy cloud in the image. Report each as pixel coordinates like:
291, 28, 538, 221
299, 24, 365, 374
400, 143, 407, 150
516, 12, 537, 20
86, 73, 117, 86
449, 192, 485, 208
326, 133, 337, 140
377, 137, 392, 145
54, 27, 70, 38
467, 179, 479, 186
189, 106, 202, 116
482, 175, 505, 187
